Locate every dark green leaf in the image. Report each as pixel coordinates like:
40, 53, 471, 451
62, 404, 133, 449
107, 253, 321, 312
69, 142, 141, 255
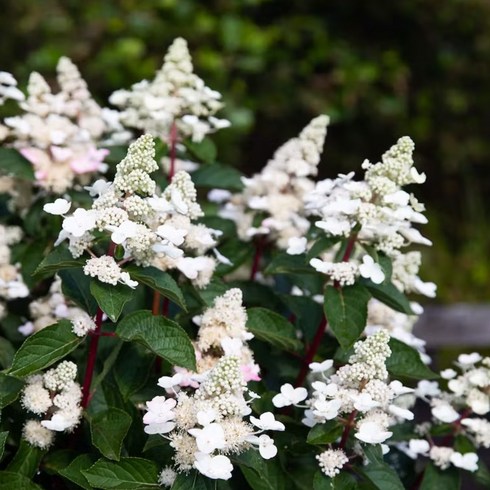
264, 253, 313, 275
184, 137, 217, 164
9, 320, 83, 377
475, 461, 490, 487
386, 339, 438, 380
360, 280, 413, 315
324, 284, 371, 349
192, 163, 244, 190
246, 307, 303, 352
420, 463, 460, 490
0, 471, 43, 489
236, 449, 286, 490
0, 373, 24, 409
307, 420, 344, 445
33, 246, 85, 278
0, 148, 34, 180
125, 266, 186, 311
0, 337, 15, 369
59, 454, 99, 490
60, 268, 98, 316
362, 460, 405, 490
82, 457, 159, 489
0, 432, 8, 462
171, 471, 231, 489
116, 310, 196, 370
91, 341, 124, 394
42, 449, 76, 475
91, 281, 134, 322
313, 471, 358, 490
363, 445, 384, 464
91, 408, 132, 461
6, 439, 45, 478
307, 236, 341, 261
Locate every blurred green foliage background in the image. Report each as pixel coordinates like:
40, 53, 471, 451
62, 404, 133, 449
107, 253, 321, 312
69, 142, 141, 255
1, 0, 489, 302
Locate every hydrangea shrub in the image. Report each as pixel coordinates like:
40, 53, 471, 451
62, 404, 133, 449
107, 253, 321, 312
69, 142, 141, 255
0, 39, 488, 490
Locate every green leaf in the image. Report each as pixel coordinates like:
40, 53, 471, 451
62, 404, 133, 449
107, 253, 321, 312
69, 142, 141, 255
33, 246, 85, 278
192, 163, 244, 190
125, 266, 186, 311
0, 337, 15, 369
0, 431, 8, 462
264, 253, 313, 275
324, 284, 371, 349
60, 268, 98, 316
6, 439, 45, 478
307, 236, 341, 261
236, 449, 286, 490
420, 463, 460, 490
0, 471, 43, 489
363, 444, 384, 464
475, 461, 490, 487
307, 420, 344, 445
0, 373, 24, 409
115, 344, 154, 401
91, 281, 134, 322
246, 307, 303, 352
82, 457, 159, 489
42, 449, 76, 475
171, 471, 230, 489
313, 471, 358, 490
362, 460, 405, 490
59, 454, 99, 490
91, 342, 124, 394
91, 408, 132, 461
184, 137, 217, 164
360, 279, 413, 315
8, 320, 83, 377
386, 339, 438, 380
116, 310, 196, 370
0, 148, 35, 180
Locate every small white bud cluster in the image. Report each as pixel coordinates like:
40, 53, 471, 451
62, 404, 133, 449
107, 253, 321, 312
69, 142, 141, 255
0, 225, 29, 319
21, 361, 82, 449
220, 116, 329, 250
143, 355, 283, 481
109, 37, 230, 142
316, 449, 349, 477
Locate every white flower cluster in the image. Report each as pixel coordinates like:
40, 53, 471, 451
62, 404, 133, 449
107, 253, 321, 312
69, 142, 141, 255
45, 135, 223, 289
0, 225, 29, 319
22, 361, 82, 449
220, 115, 329, 250
174, 288, 260, 388
144, 355, 284, 480
273, 330, 414, 478
0, 58, 127, 193
0, 71, 24, 105
110, 37, 230, 142
306, 137, 431, 274
17, 276, 95, 337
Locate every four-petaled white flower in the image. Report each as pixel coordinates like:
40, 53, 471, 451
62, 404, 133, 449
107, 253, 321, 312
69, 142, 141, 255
41, 413, 73, 432
286, 236, 307, 255
43, 198, 71, 215
352, 393, 379, 412
62, 208, 97, 237
355, 420, 393, 444
389, 404, 414, 420
188, 423, 226, 454
111, 220, 139, 245
458, 353, 482, 366
272, 384, 308, 408
250, 412, 285, 432
359, 255, 385, 284
309, 359, 334, 373
312, 398, 342, 420
194, 453, 233, 480
431, 403, 460, 423
450, 452, 479, 472
157, 373, 184, 389
143, 396, 176, 434
246, 434, 278, 459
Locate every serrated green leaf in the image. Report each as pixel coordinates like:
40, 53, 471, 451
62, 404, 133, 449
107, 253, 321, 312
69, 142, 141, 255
192, 163, 244, 190
264, 253, 313, 275
0, 373, 24, 409
91, 408, 132, 461
235, 449, 286, 490
91, 281, 134, 322
125, 266, 186, 311
8, 320, 83, 377
362, 460, 405, 490
246, 307, 303, 352
0, 431, 8, 462
419, 463, 460, 490
307, 420, 344, 445
82, 457, 159, 489
115, 344, 153, 401
184, 137, 217, 164
0, 147, 35, 180
386, 339, 438, 380
0, 337, 15, 369
116, 310, 196, 370
6, 439, 45, 478
33, 246, 85, 278
60, 268, 98, 316
324, 284, 371, 349
0, 471, 43, 489
59, 454, 98, 490
361, 280, 413, 315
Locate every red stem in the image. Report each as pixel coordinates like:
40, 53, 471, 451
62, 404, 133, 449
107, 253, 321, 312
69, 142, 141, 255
339, 410, 358, 449
250, 238, 264, 281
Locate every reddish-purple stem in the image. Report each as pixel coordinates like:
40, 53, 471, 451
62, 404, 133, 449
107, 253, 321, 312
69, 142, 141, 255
250, 238, 264, 281
339, 410, 358, 449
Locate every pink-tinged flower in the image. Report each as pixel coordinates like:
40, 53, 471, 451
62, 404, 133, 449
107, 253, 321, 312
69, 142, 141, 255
70, 147, 109, 174
241, 363, 261, 382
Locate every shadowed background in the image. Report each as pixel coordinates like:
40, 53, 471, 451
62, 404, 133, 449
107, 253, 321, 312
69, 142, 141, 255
2, 0, 489, 302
